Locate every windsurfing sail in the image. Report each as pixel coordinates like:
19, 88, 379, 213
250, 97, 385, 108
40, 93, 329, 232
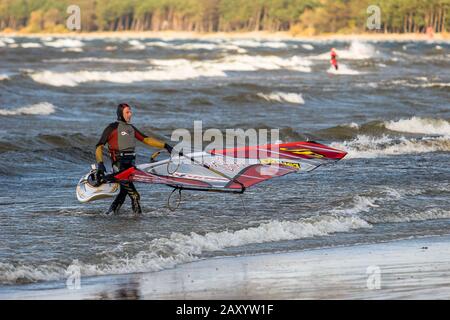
113, 141, 346, 193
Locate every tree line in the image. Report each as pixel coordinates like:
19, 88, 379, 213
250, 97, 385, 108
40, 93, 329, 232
0, 0, 448, 34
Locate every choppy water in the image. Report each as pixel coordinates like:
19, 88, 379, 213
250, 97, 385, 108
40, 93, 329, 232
0, 36, 449, 286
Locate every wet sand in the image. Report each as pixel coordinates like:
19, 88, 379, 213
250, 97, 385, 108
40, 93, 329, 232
2, 235, 450, 300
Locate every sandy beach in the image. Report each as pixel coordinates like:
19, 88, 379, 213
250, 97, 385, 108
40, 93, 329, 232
2, 235, 450, 300
1, 30, 449, 42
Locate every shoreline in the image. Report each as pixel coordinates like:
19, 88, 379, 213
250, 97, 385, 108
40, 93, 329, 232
1, 31, 449, 42
3, 235, 450, 299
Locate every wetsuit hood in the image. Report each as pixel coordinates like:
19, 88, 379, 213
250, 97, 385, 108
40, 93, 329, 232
117, 103, 130, 122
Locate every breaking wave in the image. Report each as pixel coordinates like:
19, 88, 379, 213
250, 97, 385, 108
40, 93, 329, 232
0, 74, 10, 81
30, 55, 312, 86
385, 117, 450, 136
331, 196, 379, 215
128, 39, 146, 50
0, 102, 56, 116
0, 214, 370, 284
207, 54, 312, 72
43, 57, 143, 64
144, 38, 291, 50
301, 44, 314, 50
311, 41, 376, 60
314, 117, 450, 141
2, 180, 449, 285
367, 208, 450, 224
30, 65, 225, 86
0, 37, 14, 47
327, 64, 361, 75
20, 42, 42, 48
386, 77, 450, 89
143, 40, 247, 53
228, 39, 289, 49
331, 135, 450, 159
44, 39, 84, 48
257, 92, 305, 104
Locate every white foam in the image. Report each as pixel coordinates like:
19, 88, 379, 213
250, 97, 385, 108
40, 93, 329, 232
105, 45, 118, 51
345, 122, 360, 129
414, 82, 450, 88
369, 208, 450, 224
20, 42, 42, 48
0, 74, 9, 81
230, 39, 261, 48
62, 47, 83, 53
176, 43, 219, 50
385, 117, 450, 136
30, 65, 226, 87
214, 55, 312, 72
0, 102, 56, 116
44, 57, 142, 64
0, 215, 371, 284
331, 135, 450, 159
260, 41, 288, 49
30, 55, 312, 86
301, 44, 314, 50
229, 39, 288, 49
311, 41, 376, 60
44, 39, 84, 48
390, 79, 450, 89
355, 82, 378, 89
128, 39, 146, 50
332, 196, 379, 215
0, 262, 65, 284
146, 41, 171, 48
145, 41, 247, 52
327, 64, 360, 75
0, 37, 15, 44
257, 92, 305, 104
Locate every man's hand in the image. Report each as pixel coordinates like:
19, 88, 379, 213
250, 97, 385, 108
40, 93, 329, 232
96, 162, 106, 182
164, 143, 184, 157
164, 143, 173, 153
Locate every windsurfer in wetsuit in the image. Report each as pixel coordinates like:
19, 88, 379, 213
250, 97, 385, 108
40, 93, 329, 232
95, 103, 173, 215
330, 48, 338, 70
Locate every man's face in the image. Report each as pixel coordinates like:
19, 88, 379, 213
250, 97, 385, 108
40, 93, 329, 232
123, 107, 132, 123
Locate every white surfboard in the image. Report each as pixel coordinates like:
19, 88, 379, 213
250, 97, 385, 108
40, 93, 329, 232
76, 168, 119, 203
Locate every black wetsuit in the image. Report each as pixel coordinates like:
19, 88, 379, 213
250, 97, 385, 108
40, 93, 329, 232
95, 104, 165, 214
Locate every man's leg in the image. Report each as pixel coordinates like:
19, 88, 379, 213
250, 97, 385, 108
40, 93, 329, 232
104, 161, 127, 215
105, 184, 127, 215
124, 182, 142, 215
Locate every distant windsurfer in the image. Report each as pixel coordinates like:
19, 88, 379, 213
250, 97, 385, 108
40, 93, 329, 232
330, 48, 338, 70
95, 103, 173, 215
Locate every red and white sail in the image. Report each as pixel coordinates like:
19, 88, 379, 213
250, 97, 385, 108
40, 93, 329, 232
114, 141, 347, 193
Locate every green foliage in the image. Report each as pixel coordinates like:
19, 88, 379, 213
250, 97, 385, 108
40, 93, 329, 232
0, 0, 448, 33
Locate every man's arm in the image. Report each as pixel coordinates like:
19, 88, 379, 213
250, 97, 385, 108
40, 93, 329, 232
133, 126, 166, 149
95, 124, 115, 163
